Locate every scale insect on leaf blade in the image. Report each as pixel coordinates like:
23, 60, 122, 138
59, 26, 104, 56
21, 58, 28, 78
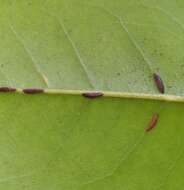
153, 73, 165, 94
145, 113, 159, 132
0, 87, 16, 93
82, 92, 103, 99
23, 88, 44, 94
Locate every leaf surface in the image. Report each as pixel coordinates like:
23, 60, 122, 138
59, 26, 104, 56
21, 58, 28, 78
0, 1, 184, 189
0, 94, 183, 190
1, 0, 183, 94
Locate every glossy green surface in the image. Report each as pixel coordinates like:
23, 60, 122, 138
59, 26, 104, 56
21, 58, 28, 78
0, 93, 183, 190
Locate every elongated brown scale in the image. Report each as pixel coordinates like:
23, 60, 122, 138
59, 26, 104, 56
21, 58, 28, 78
82, 92, 103, 99
0, 87, 16, 93
23, 88, 44, 94
145, 113, 159, 132
153, 73, 165, 94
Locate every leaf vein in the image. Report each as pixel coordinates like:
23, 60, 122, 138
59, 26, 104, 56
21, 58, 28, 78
9, 24, 49, 87
56, 18, 95, 89
88, 4, 154, 74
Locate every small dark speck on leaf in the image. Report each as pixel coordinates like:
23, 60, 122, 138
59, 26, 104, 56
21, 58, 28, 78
181, 64, 184, 69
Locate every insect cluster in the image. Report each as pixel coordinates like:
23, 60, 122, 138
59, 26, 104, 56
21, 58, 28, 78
0, 73, 164, 133
0, 87, 44, 94
82, 73, 165, 133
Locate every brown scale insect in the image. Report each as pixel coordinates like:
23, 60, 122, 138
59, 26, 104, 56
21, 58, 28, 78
0, 87, 16, 93
82, 92, 103, 99
23, 88, 44, 94
153, 73, 165, 94
145, 113, 159, 132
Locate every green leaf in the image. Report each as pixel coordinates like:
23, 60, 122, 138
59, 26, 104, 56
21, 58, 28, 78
1, 0, 183, 94
0, 93, 183, 190
0, 0, 184, 190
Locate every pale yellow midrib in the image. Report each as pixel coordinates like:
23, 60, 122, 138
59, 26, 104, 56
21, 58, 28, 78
15, 88, 184, 103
